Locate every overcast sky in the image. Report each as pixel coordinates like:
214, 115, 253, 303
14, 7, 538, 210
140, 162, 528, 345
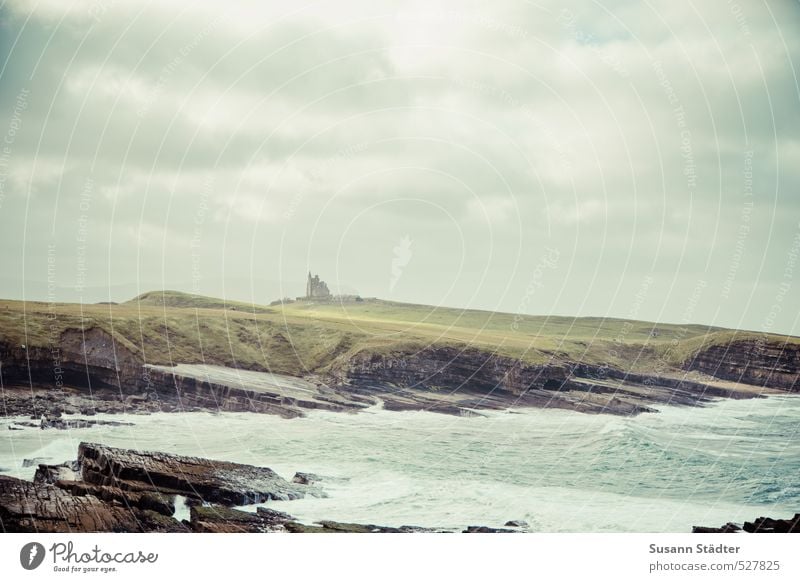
0, 0, 798, 335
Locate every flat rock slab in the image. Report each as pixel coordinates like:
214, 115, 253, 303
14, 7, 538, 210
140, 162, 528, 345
79, 442, 312, 505
143, 363, 367, 417
283, 520, 447, 533
147, 364, 320, 396
189, 505, 294, 533
0, 475, 180, 533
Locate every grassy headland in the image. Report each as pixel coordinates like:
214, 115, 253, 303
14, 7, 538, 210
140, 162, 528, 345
1, 290, 796, 379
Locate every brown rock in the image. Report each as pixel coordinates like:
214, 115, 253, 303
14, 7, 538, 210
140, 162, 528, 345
692, 523, 741, 533
33, 462, 80, 485
292, 472, 322, 485
189, 505, 292, 533
685, 341, 800, 391
693, 514, 800, 534
282, 520, 442, 533
463, 525, 516, 533
0, 475, 140, 532
743, 514, 800, 533
56, 481, 176, 516
79, 442, 314, 505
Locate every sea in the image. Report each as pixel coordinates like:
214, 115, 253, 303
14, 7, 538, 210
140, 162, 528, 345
1, 396, 798, 532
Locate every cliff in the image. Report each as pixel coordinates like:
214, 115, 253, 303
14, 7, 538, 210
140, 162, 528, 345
684, 339, 799, 391
0, 293, 797, 419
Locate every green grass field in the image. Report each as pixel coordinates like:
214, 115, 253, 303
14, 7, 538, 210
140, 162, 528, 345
1, 290, 796, 377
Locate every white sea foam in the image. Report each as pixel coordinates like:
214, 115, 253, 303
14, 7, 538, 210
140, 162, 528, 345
1, 396, 798, 532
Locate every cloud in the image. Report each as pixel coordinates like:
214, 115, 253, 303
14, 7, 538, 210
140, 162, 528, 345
0, 0, 798, 334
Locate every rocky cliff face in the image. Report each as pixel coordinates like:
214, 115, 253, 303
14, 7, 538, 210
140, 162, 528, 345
0, 327, 141, 391
684, 340, 799, 391
331, 346, 569, 394
0, 327, 370, 417
2, 323, 797, 420
324, 343, 794, 416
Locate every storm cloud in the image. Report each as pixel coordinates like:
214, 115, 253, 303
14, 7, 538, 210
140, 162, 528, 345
1, 0, 798, 335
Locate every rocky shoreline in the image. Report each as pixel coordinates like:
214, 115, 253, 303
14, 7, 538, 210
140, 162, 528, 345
1, 386, 197, 423
1, 359, 788, 428
2, 320, 797, 422
2, 311, 798, 533
2, 441, 796, 534
693, 515, 800, 534
0, 442, 525, 533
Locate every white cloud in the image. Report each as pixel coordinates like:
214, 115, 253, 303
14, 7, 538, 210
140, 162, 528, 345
0, 0, 798, 333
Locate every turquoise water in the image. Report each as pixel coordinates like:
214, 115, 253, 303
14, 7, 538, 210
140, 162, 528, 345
1, 396, 798, 532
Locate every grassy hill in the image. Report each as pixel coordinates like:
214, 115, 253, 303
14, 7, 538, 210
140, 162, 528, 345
0, 291, 797, 379
131, 290, 277, 314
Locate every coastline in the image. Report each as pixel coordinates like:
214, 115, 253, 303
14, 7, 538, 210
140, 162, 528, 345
0, 356, 790, 425
2, 397, 799, 533
1, 296, 798, 533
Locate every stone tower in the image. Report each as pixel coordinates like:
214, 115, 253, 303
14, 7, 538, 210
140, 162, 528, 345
305, 272, 331, 299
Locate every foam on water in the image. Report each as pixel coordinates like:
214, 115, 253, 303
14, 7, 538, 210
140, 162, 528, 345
1, 396, 798, 532
173, 496, 191, 522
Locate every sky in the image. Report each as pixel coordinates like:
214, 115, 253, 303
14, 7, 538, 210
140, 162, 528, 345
0, 0, 798, 335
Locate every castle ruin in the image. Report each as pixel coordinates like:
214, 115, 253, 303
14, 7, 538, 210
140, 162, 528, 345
305, 272, 331, 299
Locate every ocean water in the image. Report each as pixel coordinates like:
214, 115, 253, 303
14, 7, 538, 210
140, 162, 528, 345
1, 396, 798, 532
